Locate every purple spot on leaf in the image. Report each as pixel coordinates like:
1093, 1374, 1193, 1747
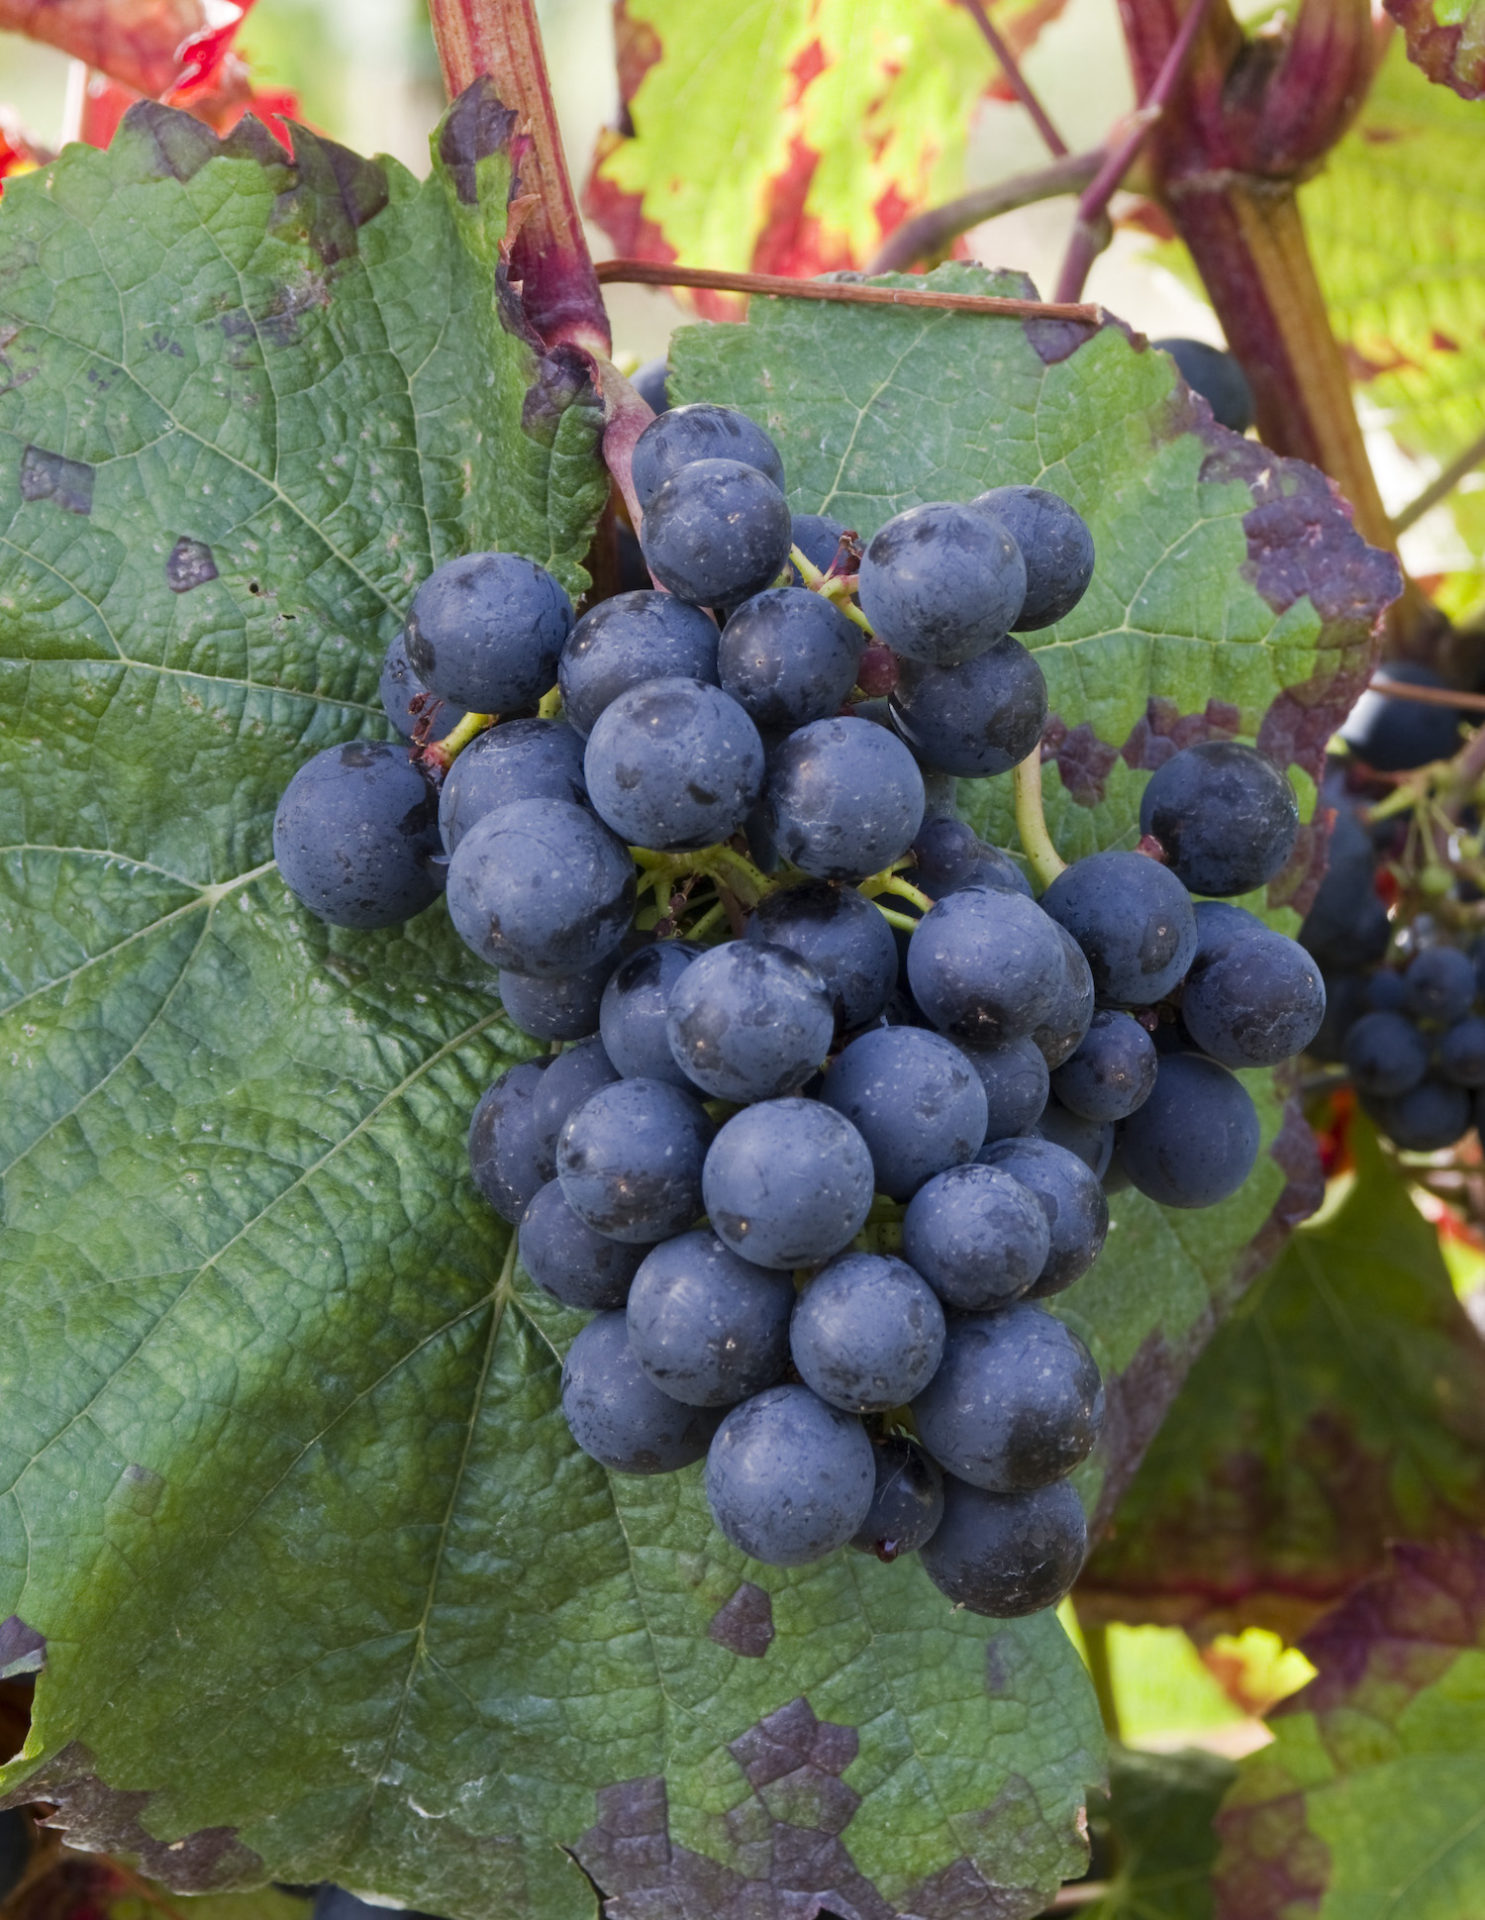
20, 445, 93, 515
166, 538, 218, 594
708, 1582, 774, 1657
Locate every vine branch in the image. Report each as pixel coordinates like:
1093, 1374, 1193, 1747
867, 148, 1102, 276
1054, 0, 1214, 302
1013, 746, 1067, 891
957, 0, 1070, 158
596, 260, 1101, 324
1392, 423, 1485, 537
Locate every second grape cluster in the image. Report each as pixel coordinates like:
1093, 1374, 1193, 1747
272, 400, 1327, 1617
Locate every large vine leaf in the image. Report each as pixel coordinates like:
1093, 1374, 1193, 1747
0, 109, 1115, 1920
1383, 0, 1485, 100
1301, 37, 1485, 615
583, 0, 1068, 315
1078, 1121, 1485, 1642
671, 265, 1401, 1532
1213, 1534, 1485, 1918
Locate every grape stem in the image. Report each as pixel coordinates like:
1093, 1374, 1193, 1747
859, 869, 935, 914
537, 685, 563, 720
1013, 745, 1067, 891
419, 708, 496, 774
866, 148, 1102, 275
789, 545, 877, 635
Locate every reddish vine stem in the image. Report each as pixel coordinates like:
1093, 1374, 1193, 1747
1053, 0, 1213, 302
957, 0, 1070, 157
595, 260, 1101, 323
1367, 679, 1485, 714
427, 0, 609, 356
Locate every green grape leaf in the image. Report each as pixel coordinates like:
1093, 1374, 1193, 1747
583, 0, 1068, 313
0, 110, 1112, 1920
1302, 38, 1485, 615
1084, 1746, 1235, 1920
1384, 0, 1485, 99
1077, 1118, 1485, 1641
670, 264, 1401, 1531
1213, 1534, 1485, 1919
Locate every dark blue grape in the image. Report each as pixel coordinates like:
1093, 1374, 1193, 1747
820, 1026, 988, 1199
1052, 1009, 1157, 1122
1194, 899, 1268, 961
1181, 931, 1326, 1069
1299, 785, 1391, 968
704, 1383, 875, 1565
850, 1436, 944, 1558
1152, 337, 1255, 433
1116, 1052, 1260, 1207
912, 1304, 1102, 1491
919, 1476, 1086, 1617
313, 1890, 445, 1920
858, 502, 1027, 665
889, 638, 1047, 776
907, 885, 1068, 1044
745, 881, 898, 1033
468, 1059, 551, 1224
703, 1098, 875, 1269
1139, 741, 1299, 897
665, 941, 834, 1102
764, 716, 925, 880
631, 403, 785, 510
960, 1035, 1050, 1142
446, 797, 635, 976
584, 677, 765, 852
1438, 1017, 1485, 1087
600, 940, 704, 1086
438, 717, 587, 853
556, 1077, 713, 1242
518, 1179, 646, 1309
531, 1035, 620, 1172
379, 630, 466, 742
626, 1230, 794, 1406
1041, 852, 1198, 1006
1340, 664, 1462, 773
791, 511, 847, 575
1343, 1010, 1429, 1097
274, 741, 441, 929
561, 1312, 720, 1474
910, 816, 1032, 900
498, 959, 612, 1043
631, 357, 671, 415
791, 1252, 946, 1412
977, 1135, 1108, 1293
1309, 968, 1367, 1064
1032, 1097, 1114, 1178
970, 485, 1095, 630
1032, 923, 1097, 1069
1403, 946, 1477, 1025
1366, 1078, 1473, 1152
902, 1162, 1051, 1309
1365, 970, 1409, 1013
558, 590, 720, 738
717, 587, 861, 731
403, 551, 573, 712
641, 459, 793, 606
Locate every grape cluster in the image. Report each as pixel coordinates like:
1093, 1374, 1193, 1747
1302, 672, 1485, 1154
272, 399, 1325, 1617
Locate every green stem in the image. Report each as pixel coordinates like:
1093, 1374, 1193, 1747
685, 898, 730, 942
789, 543, 826, 588
705, 844, 777, 906
537, 685, 563, 720
872, 902, 921, 933
423, 707, 496, 771
1081, 1621, 1121, 1741
860, 870, 935, 914
821, 574, 875, 635
1013, 747, 1066, 892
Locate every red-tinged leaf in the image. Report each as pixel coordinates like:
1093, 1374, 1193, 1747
0, 0, 249, 101
1384, 0, 1485, 98
585, 0, 1071, 316
1214, 1535, 1485, 1919
1079, 1121, 1485, 1642
79, 64, 296, 157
